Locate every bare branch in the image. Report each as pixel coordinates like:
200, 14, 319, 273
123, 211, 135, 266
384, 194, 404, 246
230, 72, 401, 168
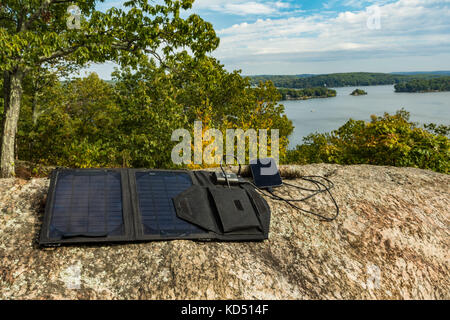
144, 48, 166, 67
38, 46, 80, 64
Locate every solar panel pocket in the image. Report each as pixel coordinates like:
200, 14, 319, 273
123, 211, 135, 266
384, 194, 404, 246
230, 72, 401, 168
42, 170, 127, 243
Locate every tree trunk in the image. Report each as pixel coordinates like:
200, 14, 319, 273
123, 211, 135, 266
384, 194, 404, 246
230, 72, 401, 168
1, 70, 24, 178
1, 72, 11, 138
32, 90, 39, 125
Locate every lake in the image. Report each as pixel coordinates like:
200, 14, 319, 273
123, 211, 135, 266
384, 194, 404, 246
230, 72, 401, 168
283, 85, 450, 148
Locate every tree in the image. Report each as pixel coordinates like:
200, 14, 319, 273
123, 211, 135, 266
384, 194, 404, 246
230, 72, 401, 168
0, 0, 218, 177
18, 72, 121, 167
111, 54, 294, 168
112, 59, 189, 168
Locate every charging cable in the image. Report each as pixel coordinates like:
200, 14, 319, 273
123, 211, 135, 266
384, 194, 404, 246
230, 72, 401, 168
242, 177, 339, 221
218, 158, 339, 221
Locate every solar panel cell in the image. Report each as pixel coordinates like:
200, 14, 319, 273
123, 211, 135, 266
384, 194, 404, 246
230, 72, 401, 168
135, 171, 207, 236
49, 171, 124, 239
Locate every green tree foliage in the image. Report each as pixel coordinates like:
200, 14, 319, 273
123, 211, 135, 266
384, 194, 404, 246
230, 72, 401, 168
19, 73, 121, 167
111, 54, 293, 168
0, 0, 218, 177
250, 73, 448, 89
285, 110, 449, 174
112, 59, 190, 169
277, 87, 336, 100
394, 77, 450, 92
16, 59, 293, 169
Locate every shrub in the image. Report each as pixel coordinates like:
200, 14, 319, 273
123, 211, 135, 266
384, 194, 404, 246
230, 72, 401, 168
285, 109, 449, 174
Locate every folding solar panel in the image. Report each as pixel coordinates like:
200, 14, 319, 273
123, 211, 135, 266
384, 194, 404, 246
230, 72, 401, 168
40, 168, 271, 247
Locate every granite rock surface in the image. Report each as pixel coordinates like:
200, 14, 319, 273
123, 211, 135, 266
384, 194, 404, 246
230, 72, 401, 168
0, 164, 448, 299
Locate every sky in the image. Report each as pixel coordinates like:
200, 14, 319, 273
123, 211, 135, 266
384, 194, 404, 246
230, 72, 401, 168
86, 0, 450, 78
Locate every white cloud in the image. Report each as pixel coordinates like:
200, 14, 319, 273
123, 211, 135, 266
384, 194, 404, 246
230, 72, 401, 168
274, 1, 291, 9
214, 0, 450, 72
193, 0, 291, 15
224, 2, 277, 15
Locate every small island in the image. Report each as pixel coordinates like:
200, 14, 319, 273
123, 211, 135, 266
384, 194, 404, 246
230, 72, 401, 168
350, 89, 367, 96
278, 87, 337, 101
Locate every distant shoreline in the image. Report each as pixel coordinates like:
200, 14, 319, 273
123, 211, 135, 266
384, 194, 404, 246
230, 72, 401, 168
250, 72, 450, 90
396, 90, 450, 93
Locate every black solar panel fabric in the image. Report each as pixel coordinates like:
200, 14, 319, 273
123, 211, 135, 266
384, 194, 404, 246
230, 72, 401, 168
135, 171, 207, 236
40, 169, 271, 246
49, 171, 124, 239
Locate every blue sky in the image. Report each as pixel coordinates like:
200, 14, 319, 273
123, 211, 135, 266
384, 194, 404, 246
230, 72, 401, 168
87, 0, 450, 78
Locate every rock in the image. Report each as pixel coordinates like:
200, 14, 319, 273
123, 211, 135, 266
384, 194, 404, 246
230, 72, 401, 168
0, 164, 448, 299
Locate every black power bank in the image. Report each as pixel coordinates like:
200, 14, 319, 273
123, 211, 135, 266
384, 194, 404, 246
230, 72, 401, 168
250, 158, 283, 189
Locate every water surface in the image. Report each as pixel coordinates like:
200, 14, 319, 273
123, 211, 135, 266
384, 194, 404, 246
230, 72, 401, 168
283, 85, 450, 148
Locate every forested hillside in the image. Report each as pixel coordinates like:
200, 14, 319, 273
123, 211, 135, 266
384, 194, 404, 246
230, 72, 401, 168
249, 72, 448, 88
394, 77, 450, 92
